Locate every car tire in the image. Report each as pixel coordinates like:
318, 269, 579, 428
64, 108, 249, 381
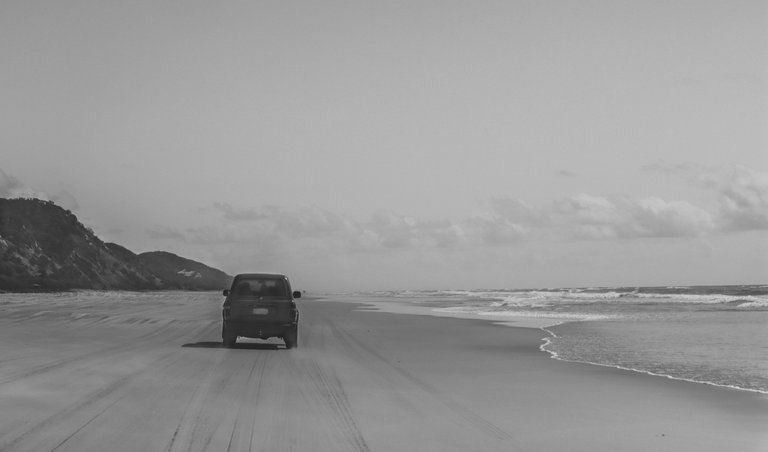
222, 323, 237, 348
284, 326, 298, 349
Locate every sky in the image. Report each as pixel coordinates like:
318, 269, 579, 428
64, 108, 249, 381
1, 1, 767, 292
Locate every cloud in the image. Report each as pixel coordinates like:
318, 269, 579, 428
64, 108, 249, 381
274, 207, 352, 238
365, 212, 415, 248
0, 169, 80, 210
212, 203, 352, 238
640, 161, 702, 176
364, 212, 465, 250
151, 175, 762, 272
208, 204, 466, 251
643, 163, 768, 231
556, 194, 713, 239
89, 163, 768, 290
430, 223, 465, 248
484, 192, 717, 240
146, 225, 187, 241
623, 197, 714, 238
467, 216, 528, 245
51, 191, 79, 211
715, 167, 768, 231
212, 202, 270, 221
0, 169, 49, 200
0, 170, 23, 197
488, 198, 548, 225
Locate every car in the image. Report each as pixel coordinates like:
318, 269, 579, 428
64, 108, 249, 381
221, 273, 301, 349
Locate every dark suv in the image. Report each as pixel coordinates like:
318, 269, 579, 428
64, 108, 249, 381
221, 273, 301, 349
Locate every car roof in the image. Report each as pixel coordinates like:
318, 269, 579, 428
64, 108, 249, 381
234, 273, 288, 279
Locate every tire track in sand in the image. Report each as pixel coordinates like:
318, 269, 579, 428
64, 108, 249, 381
293, 355, 370, 452
327, 320, 518, 446
223, 354, 268, 452
0, 320, 189, 386
0, 347, 188, 452
164, 344, 254, 452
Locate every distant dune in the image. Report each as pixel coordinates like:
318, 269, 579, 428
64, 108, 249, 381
0, 198, 231, 291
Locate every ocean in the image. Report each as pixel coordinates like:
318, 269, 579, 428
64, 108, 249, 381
377, 285, 768, 394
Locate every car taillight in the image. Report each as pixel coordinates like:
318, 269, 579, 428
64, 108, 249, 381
223, 306, 231, 320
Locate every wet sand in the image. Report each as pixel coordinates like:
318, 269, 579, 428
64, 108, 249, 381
0, 293, 766, 451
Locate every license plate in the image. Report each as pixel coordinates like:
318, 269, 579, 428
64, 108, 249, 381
252, 308, 268, 315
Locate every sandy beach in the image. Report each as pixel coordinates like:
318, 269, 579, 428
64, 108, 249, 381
0, 292, 766, 451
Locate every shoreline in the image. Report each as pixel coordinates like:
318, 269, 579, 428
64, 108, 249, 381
344, 295, 568, 329
325, 297, 768, 450
539, 325, 768, 396
342, 294, 768, 396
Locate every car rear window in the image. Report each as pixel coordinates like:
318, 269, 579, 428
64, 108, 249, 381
233, 278, 287, 297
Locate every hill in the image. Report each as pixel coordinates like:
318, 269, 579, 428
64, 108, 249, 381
0, 198, 231, 291
136, 251, 232, 291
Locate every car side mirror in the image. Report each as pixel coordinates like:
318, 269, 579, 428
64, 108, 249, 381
223, 289, 229, 296
292, 291, 301, 299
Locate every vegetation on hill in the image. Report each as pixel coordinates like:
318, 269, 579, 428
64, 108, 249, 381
0, 198, 231, 291
137, 251, 232, 291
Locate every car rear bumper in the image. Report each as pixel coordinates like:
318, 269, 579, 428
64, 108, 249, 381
224, 320, 297, 339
